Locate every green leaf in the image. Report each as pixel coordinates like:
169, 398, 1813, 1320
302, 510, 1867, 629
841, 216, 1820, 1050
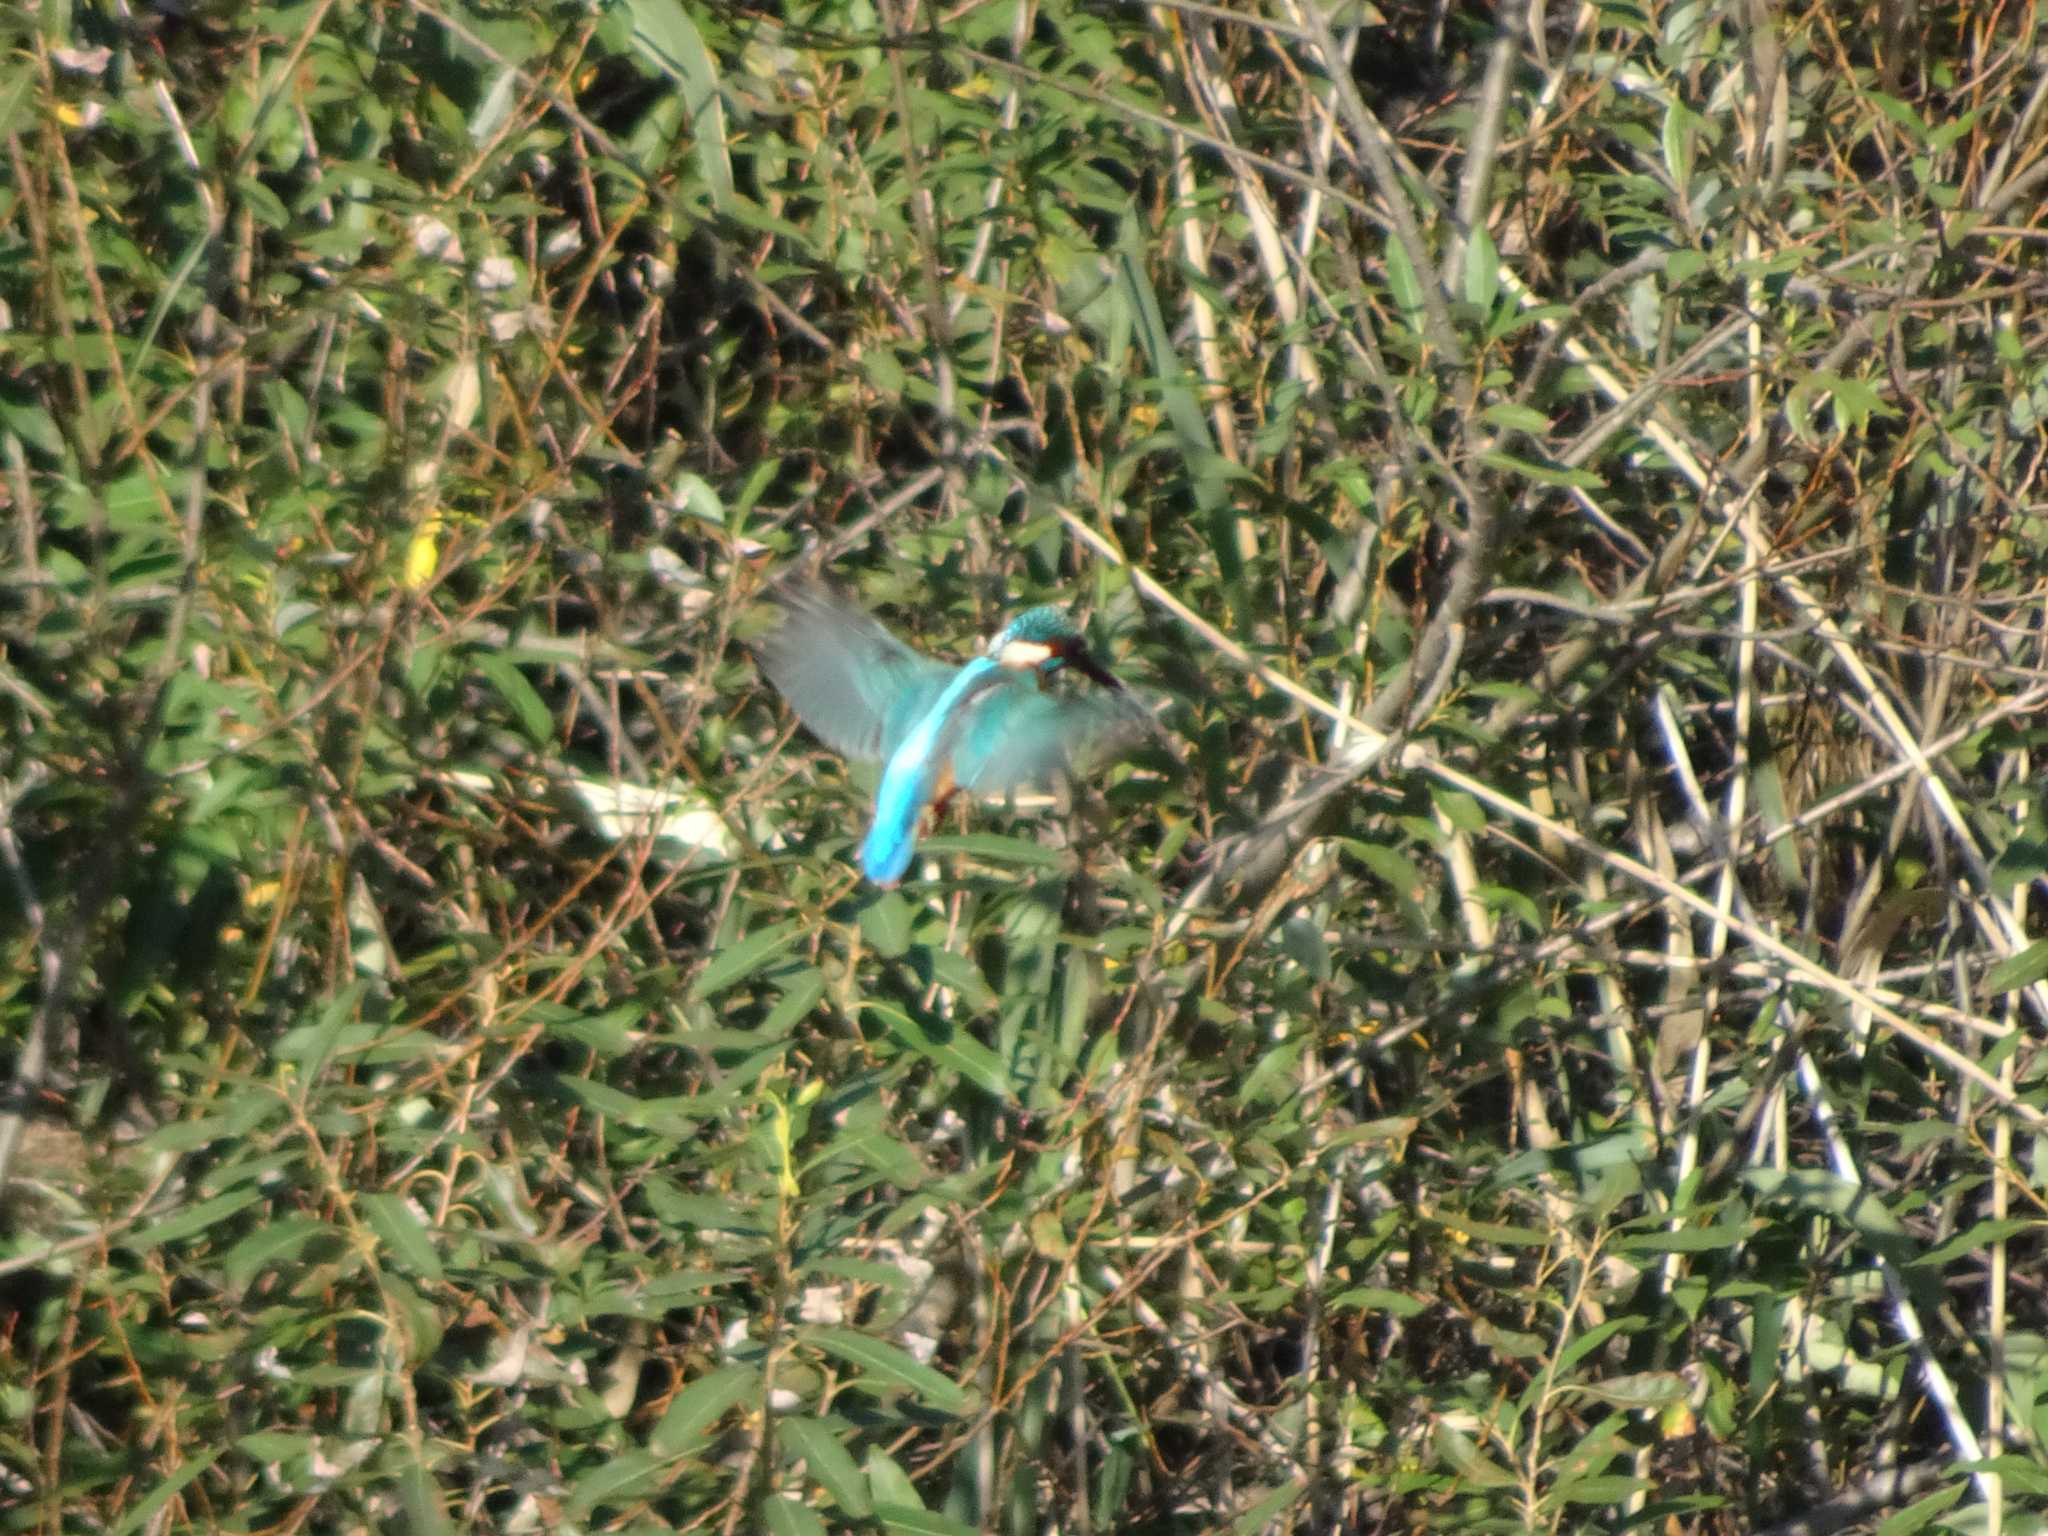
691, 920, 805, 1000
222, 1216, 334, 1293
1327, 1286, 1427, 1317
1865, 91, 1926, 142
1907, 1217, 2041, 1270
127, 1188, 266, 1253
760, 969, 828, 1039
779, 1417, 871, 1516
1383, 235, 1425, 330
622, 0, 735, 212
1477, 449, 1606, 489
865, 1451, 925, 1512
475, 653, 553, 745
1463, 223, 1499, 310
759, 1495, 829, 1536
1661, 101, 1697, 191
1481, 402, 1551, 435
652, 1366, 757, 1455
1432, 788, 1486, 834
112, 1447, 225, 1536
916, 832, 1067, 868
864, 1001, 1014, 1102
566, 1449, 665, 1520
1872, 1480, 1965, 1536
806, 1328, 974, 1415
861, 891, 913, 958
1569, 1371, 1689, 1409
875, 1504, 980, 1536
360, 1193, 445, 1281
1613, 1221, 1752, 1255
1986, 938, 2048, 994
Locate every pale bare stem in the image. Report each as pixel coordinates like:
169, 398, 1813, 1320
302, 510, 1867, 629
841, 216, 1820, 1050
1406, 758, 2041, 1120
1282, 0, 1459, 359
0, 768, 54, 1191
1152, 12, 1252, 561
1743, 509, 2048, 1034
1520, 1234, 1606, 1532
949, 0, 1026, 318
1557, 742, 1651, 1121
958, 0, 1031, 450
1099, 1261, 1298, 1467
1526, 0, 1599, 116
1797, 1051, 1992, 1496
1988, 973, 2016, 1536
1296, 1158, 1346, 1496
1645, 684, 1712, 1152
1444, 7, 1520, 289
955, 39, 1376, 223
1063, 513, 2046, 1120
1289, 22, 1351, 375
1176, 10, 1320, 392
1748, 1462, 1948, 1536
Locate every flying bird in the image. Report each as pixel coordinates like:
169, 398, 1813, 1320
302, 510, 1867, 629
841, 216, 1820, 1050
754, 579, 1152, 885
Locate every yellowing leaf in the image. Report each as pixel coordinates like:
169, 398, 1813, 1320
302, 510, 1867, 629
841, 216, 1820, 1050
405, 517, 442, 590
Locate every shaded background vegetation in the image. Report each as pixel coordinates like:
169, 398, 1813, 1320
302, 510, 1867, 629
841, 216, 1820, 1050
4, 0, 2048, 1530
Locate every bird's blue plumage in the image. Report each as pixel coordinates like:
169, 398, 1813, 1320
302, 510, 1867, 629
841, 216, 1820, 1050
754, 579, 1153, 884
861, 654, 1005, 884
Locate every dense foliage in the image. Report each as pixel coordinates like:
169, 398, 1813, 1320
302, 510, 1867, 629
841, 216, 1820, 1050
4, 0, 2048, 1531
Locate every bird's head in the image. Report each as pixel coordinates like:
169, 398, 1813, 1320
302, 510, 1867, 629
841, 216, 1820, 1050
984, 605, 1125, 691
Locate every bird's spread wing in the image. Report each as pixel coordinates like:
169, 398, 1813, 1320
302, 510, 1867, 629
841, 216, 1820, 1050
951, 682, 1159, 795
753, 580, 956, 762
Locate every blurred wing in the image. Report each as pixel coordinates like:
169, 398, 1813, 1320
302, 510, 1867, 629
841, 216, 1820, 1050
951, 683, 1157, 794
753, 580, 955, 761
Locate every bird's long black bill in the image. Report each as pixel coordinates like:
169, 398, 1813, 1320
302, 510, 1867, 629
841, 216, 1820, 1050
1064, 644, 1127, 692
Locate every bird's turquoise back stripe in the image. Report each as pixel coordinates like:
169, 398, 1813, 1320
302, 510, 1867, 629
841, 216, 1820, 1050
861, 654, 1004, 885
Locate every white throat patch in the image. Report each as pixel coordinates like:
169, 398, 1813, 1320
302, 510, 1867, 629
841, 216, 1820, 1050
995, 638, 1056, 669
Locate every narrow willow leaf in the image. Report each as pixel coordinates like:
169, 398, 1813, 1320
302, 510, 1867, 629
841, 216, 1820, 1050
651, 1366, 757, 1456
690, 920, 804, 1000
760, 1495, 829, 1536
1481, 402, 1551, 435
275, 980, 370, 1083
806, 1327, 973, 1415
1571, 1371, 1690, 1409
864, 1001, 1014, 1102
112, 1447, 225, 1536
875, 1503, 979, 1536
1327, 1287, 1427, 1317
1462, 222, 1500, 310
916, 832, 1065, 868
864, 1450, 922, 1510
360, 1193, 445, 1282
1906, 1217, 2041, 1271
128, 1188, 265, 1252
861, 892, 913, 958
565, 1449, 665, 1520
223, 1216, 334, 1293
624, 0, 735, 212
475, 653, 552, 745
760, 969, 827, 1040
1985, 938, 2048, 993
1112, 211, 1236, 573
1432, 1420, 1516, 1488
779, 1417, 871, 1517
1477, 449, 1606, 489
1661, 101, 1696, 193
1872, 1482, 1966, 1536
1382, 235, 1425, 331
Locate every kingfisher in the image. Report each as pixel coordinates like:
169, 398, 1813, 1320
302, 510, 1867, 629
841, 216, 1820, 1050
754, 579, 1149, 885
